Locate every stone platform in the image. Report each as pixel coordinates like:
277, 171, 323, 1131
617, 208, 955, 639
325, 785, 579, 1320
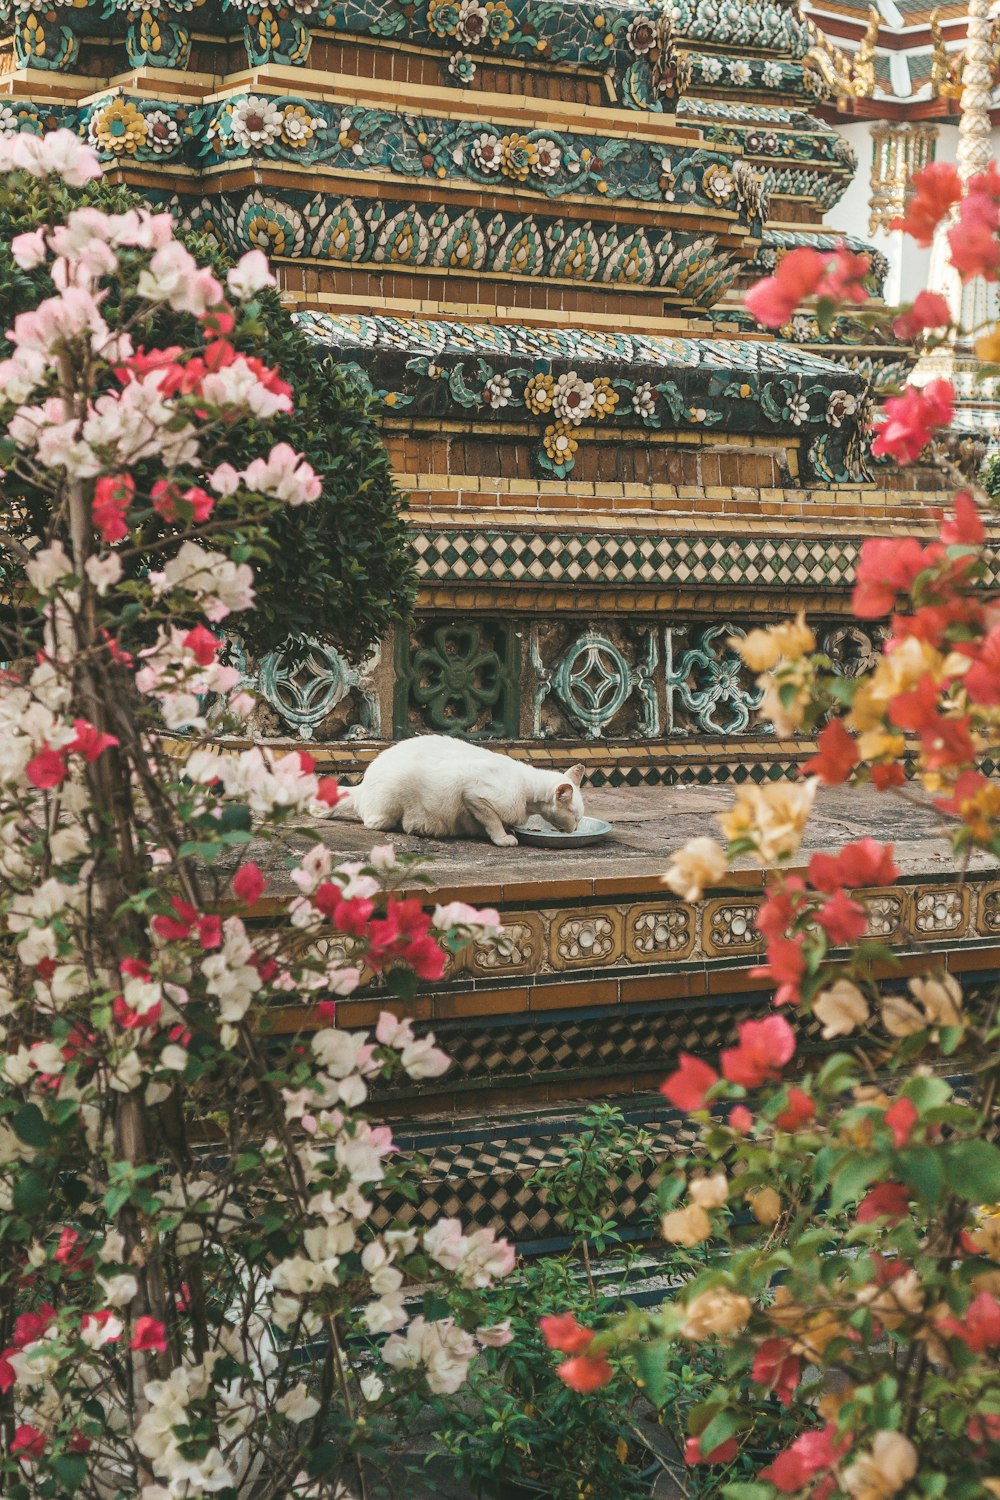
243, 783, 1000, 1248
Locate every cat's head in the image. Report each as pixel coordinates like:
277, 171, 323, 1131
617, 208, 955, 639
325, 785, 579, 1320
544, 764, 586, 832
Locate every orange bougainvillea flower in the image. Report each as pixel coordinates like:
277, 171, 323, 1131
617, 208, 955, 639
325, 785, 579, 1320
802, 719, 859, 785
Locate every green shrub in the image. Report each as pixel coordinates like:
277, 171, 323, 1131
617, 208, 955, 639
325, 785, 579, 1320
0, 170, 414, 659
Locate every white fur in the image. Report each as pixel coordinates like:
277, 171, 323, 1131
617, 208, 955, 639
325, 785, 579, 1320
334, 736, 585, 846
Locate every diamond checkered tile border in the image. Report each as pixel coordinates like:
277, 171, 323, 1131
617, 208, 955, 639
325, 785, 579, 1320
410, 530, 999, 590
371, 996, 832, 1104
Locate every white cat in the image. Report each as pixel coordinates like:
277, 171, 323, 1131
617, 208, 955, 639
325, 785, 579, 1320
334, 736, 585, 846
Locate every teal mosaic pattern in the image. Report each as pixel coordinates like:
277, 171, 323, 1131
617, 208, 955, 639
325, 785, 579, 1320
196, 98, 764, 221
683, 53, 807, 96
678, 97, 854, 210
171, 189, 747, 306
299, 312, 872, 483
668, 0, 811, 59
753, 229, 889, 296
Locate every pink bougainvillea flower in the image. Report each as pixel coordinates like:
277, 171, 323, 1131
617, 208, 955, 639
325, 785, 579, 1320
940, 489, 985, 547
721, 1015, 795, 1087
808, 839, 899, 893
67, 718, 118, 762
815, 887, 868, 946
871, 379, 954, 466
92, 473, 134, 543
892, 289, 952, 340
25, 746, 68, 790
939, 1291, 1000, 1352
232, 862, 266, 907
745, 247, 828, 328
130, 1315, 168, 1353
775, 1088, 816, 1132
539, 1313, 595, 1354
11, 1424, 45, 1460
660, 1052, 719, 1111
760, 1425, 846, 1493
884, 1096, 918, 1148
891, 160, 962, 245
750, 936, 806, 1007
852, 535, 934, 618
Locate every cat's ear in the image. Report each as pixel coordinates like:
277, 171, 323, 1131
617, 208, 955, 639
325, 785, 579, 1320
566, 764, 585, 787
556, 781, 575, 803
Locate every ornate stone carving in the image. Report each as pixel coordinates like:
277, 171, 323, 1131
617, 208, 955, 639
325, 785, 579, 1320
665, 624, 762, 736
532, 626, 658, 739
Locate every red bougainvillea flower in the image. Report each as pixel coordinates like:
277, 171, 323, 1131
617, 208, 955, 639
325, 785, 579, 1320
25, 746, 68, 790
884, 1096, 918, 1148
130, 1315, 168, 1353
685, 1435, 739, 1465
557, 1351, 614, 1392
808, 839, 899, 893
721, 1015, 795, 1087
232, 862, 266, 907
856, 1182, 910, 1224
760, 1425, 847, 1492
891, 160, 962, 244
751, 1337, 801, 1406
892, 290, 952, 341
539, 1313, 595, 1354
92, 473, 134, 543
756, 879, 808, 942
660, 1052, 719, 1111
11, 1424, 45, 1460
183, 624, 219, 666
871, 379, 954, 466
750, 934, 806, 1007
939, 1291, 1000, 1352
728, 1104, 753, 1133
775, 1088, 815, 1132
852, 535, 935, 618
815, 887, 868, 946
67, 718, 118, 762
954, 624, 1000, 706
316, 777, 342, 807
802, 718, 859, 785
940, 489, 985, 547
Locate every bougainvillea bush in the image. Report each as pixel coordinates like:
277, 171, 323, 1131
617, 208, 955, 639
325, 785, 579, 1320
0, 132, 513, 1499
543, 161, 1000, 1499
0, 167, 415, 662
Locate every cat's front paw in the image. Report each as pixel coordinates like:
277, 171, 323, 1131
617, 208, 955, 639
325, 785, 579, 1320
492, 832, 518, 847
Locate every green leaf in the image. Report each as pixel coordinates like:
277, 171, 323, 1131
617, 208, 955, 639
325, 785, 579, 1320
13, 1171, 48, 1217
51, 1454, 87, 1488
723, 1486, 775, 1500
897, 1147, 944, 1207
634, 1339, 677, 1408
13, 1103, 51, 1149
698, 1407, 743, 1458
941, 1140, 1000, 1201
